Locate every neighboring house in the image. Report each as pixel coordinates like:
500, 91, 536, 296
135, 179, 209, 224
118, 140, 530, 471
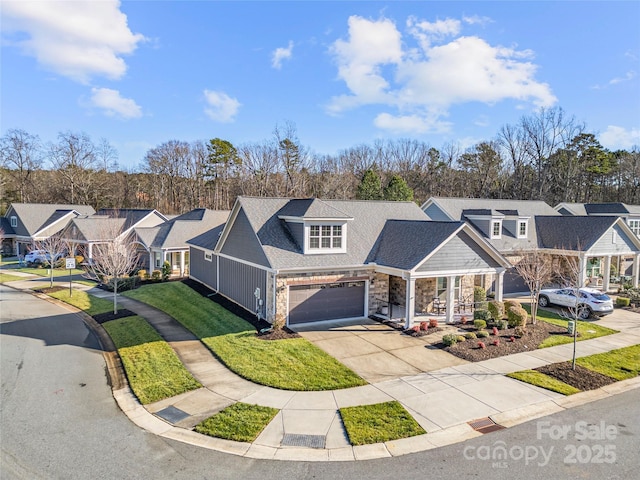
188, 197, 510, 327
1, 203, 95, 255
423, 197, 640, 293
555, 202, 640, 239
59, 208, 167, 260
134, 208, 230, 277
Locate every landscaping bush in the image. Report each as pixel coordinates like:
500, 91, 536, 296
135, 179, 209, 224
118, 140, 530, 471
161, 261, 172, 281
151, 269, 162, 281
619, 287, 640, 303
474, 286, 487, 310
507, 305, 527, 328
137, 269, 149, 280
488, 300, 505, 321
442, 334, 458, 346
473, 309, 490, 322
492, 339, 500, 346
496, 319, 508, 330
428, 318, 438, 328
491, 326, 499, 336
465, 332, 477, 340
616, 297, 630, 307
473, 319, 487, 330
514, 326, 526, 337
504, 299, 521, 310
420, 321, 428, 331
477, 330, 489, 338
456, 335, 466, 343
103, 275, 138, 292
477, 341, 486, 349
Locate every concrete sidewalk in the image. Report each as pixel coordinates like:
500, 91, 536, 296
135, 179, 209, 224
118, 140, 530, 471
8, 278, 640, 461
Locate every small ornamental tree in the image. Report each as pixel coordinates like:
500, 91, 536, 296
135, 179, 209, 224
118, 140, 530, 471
33, 234, 68, 288
556, 251, 585, 370
513, 250, 553, 325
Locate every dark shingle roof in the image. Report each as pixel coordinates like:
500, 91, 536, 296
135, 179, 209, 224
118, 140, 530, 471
276, 198, 352, 219
427, 197, 558, 221
370, 220, 463, 269
188, 224, 225, 250
7, 203, 95, 236
584, 203, 629, 214
143, 209, 229, 249
96, 208, 165, 230
535, 216, 618, 250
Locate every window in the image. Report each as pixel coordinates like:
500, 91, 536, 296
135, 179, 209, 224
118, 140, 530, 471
629, 219, 640, 238
204, 252, 212, 262
491, 220, 502, 239
10, 216, 17, 228
309, 224, 343, 250
517, 220, 528, 238
437, 276, 460, 301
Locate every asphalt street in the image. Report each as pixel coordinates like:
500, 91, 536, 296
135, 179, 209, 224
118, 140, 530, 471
1, 284, 638, 480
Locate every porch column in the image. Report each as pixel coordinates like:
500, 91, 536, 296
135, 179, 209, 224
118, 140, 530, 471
149, 251, 154, 272
446, 275, 455, 324
633, 254, 640, 288
404, 277, 415, 329
88, 243, 93, 259
496, 271, 505, 301
602, 255, 612, 292
180, 251, 185, 276
578, 255, 588, 287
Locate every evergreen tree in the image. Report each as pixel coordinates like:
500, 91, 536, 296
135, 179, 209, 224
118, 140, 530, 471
383, 174, 414, 201
356, 169, 383, 200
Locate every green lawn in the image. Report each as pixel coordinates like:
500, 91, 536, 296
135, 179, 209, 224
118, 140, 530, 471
339, 401, 426, 446
124, 282, 367, 391
524, 304, 618, 348
194, 403, 279, 442
48, 289, 114, 316
507, 370, 580, 395
18, 267, 85, 277
576, 345, 640, 381
103, 316, 202, 404
0, 272, 25, 283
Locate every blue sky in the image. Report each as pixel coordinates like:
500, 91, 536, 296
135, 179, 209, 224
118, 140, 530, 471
2, 1, 639, 170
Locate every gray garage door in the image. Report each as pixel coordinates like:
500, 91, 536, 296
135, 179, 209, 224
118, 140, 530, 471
288, 282, 366, 325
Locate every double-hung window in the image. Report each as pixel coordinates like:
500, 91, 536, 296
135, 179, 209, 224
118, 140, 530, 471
491, 220, 502, 239
309, 224, 342, 249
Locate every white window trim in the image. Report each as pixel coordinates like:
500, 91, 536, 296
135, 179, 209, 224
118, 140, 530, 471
490, 219, 502, 239
517, 219, 528, 239
303, 222, 347, 254
628, 219, 640, 237
204, 252, 213, 262
10, 216, 17, 228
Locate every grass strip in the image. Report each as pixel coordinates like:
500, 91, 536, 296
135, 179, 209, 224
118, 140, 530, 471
576, 344, 640, 381
523, 304, 618, 348
507, 370, 581, 395
18, 267, 85, 277
0, 273, 25, 283
103, 316, 202, 404
194, 403, 278, 442
48, 288, 114, 316
124, 283, 367, 391
340, 401, 426, 445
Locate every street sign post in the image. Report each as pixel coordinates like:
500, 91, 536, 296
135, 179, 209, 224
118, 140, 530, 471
66, 257, 76, 296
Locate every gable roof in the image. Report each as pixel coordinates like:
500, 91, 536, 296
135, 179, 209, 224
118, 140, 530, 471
555, 202, 640, 216
138, 209, 229, 249
535, 216, 619, 250
6, 203, 95, 236
62, 217, 128, 242
276, 198, 353, 220
95, 208, 167, 230
217, 197, 429, 270
423, 197, 558, 221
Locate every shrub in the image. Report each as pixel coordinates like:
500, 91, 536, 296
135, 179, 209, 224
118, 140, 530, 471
492, 326, 499, 336
103, 276, 138, 292
514, 326, 526, 337
620, 287, 640, 303
474, 319, 487, 330
496, 319, 508, 330
473, 309, 490, 322
477, 331, 490, 338
161, 261, 172, 281
507, 305, 527, 328
460, 316, 469, 325
74, 255, 84, 265
616, 297, 630, 307
488, 300, 505, 321
503, 299, 521, 310
420, 321, 428, 331
473, 286, 486, 302
442, 334, 458, 346
151, 270, 162, 281
477, 341, 486, 349
509, 336, 516, 342
465, 332, 477, 340
411, 325, 420, 333
492, 339, 500, 346
137, 269, 148, 280
428, 318, 439, 328
456, 335, 466, 343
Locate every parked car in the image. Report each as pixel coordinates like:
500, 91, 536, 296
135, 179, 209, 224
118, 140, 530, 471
537, 287, 614, 319
24, 250, 62, 265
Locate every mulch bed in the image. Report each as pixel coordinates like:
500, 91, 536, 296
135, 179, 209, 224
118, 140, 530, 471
443, 321, 571, 362
535, 361, 616, 391
256, 327, 301, 340
403, 326, 444, 337
92, 309, 137, 324
33, 286, 66, 294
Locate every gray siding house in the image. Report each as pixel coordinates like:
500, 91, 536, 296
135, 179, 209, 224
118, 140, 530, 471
423, 197, 640, 293
189, 197, 510, 328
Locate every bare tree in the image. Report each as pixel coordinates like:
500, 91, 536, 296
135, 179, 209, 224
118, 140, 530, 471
513, 250, 554, 325
0, 128, 43, 202
555, 252, 586, 370
32, 234, 68, 288
48, 131, 98, 204
84, 218, 140, 314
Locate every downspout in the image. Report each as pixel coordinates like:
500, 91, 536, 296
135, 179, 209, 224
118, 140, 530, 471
272, 271, 277, 325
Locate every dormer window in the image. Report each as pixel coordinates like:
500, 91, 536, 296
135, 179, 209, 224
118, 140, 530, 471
305, 223, 346, 254
10, 216, 17, 228
517, 219, 528, 238
491, 220, 502, 239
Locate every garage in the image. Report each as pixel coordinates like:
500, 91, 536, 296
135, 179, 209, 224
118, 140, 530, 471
288, 281, 366, 325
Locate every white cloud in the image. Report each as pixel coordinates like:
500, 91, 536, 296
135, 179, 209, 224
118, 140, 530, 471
328, 15, 557, 134
88, 87, 142, 119
609, 71, 636, 85
272, 41, 294, 69
600, 125, 640, 150
203, 90, 241, 123
1, 0, 145, 83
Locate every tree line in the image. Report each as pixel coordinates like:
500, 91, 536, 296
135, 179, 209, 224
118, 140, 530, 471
1, 108, 639, 215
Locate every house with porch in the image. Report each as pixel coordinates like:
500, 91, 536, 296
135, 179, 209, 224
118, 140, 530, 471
188, 197, 510, 328
422, 197, 640, 293
1, 203, 95, 256
134, 208, 229, 277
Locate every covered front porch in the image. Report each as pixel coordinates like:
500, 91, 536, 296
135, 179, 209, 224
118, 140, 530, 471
580, 253, 640, 291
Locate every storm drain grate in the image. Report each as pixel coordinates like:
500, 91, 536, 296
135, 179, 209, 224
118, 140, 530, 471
468, 417, 505, 434
281, 434, 326, 449
155, 406, 190, 424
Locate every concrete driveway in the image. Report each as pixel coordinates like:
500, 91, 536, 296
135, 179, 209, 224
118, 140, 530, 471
293, 319, 468, 383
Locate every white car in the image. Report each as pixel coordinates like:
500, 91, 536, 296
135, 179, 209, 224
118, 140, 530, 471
24, 250, 61, 265
537, 287, 614, 319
